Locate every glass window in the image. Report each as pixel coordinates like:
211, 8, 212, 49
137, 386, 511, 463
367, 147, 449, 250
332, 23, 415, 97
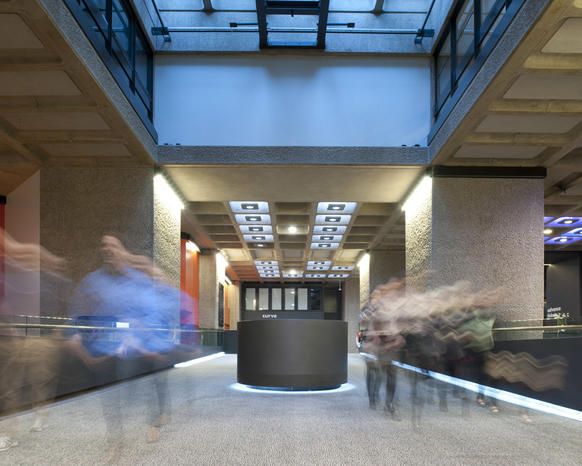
436, 32, 451, 110
272, 288, 282, 310
298, 288, 308, 310
245, 288, 256, 311
111, 0, 131, 75
285, 288, 296, 310
258, 288, 269, 311
135, 29, 152, 96
309, 287, 321, 311
480, 1, 507, 48
456, 0, 475, 78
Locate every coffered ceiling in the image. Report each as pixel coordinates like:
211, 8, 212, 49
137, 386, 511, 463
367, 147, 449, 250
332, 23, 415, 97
0, 0, 155, 195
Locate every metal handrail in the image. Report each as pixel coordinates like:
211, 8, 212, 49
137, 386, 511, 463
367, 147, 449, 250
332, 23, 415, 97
0, 323, 223, 333
493, 325, 582, 332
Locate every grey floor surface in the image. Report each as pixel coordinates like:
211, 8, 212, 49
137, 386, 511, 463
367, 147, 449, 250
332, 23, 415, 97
1, 354, 581, 465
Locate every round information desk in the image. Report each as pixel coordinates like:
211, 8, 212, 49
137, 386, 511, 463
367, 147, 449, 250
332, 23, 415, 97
237, 319, 347, 389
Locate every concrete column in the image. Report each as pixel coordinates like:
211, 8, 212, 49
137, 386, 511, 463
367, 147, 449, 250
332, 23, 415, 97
228, 282, 240, 330
199, 251, 217, 328
405, 172, 544, 321
39, 166, 181, 317
369, 249, 405, 292
343, 276, 360, 353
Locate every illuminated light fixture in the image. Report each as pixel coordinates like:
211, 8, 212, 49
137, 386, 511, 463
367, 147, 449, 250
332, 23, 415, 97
328, 273, 349, 278
543, 229, 553, 235
316, 215, 351, 225
235, 214, 271, 224
312, 234, 342, 243
321, 236, 334, 241
332, 265, 354, 271
546, 217, 582, 228
306, 274, 326, 278
231, 383, 355, 395
323, 227, 336, 232
217, 251, 229, 268
252, 236, 266, 240
255, 260, 278, 265
564, 228, 582, 236
250, 226, 263, 232
289, 269, 297, 275
288, 225, 297, 234
229, 201, 269, 213
310, 242, 339, 249
154, 174, 184, 210
186, 240, 200, 253
307, 265, 329, 271
317, 202, 357, 214
357, 253, 370, 268
392, 361, 582, 423
256, 243, 264, 247
319, 243, 331, 248
174, 352, 225, 368
545, 236, 582, 245
244, 234, 274, 243
314, 226, 346, 235
402, 176, 432, 213
308, 260, 331, 266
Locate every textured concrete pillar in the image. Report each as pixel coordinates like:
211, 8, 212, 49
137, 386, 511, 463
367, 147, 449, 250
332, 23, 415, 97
228, 283, 240, 330
405, 174, 544, 321
343, 276, 360, 353
369, 249, 405, 292
199, 252, 217, 329
39, 166, 181, 316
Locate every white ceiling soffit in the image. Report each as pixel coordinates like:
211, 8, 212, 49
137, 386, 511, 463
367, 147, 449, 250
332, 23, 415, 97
542, 18, 582, 54
166, 166, 422, 203
504, 74, 582, 101
0, 14, 44, 49
0, 71, 81, 96
453, 145, 547, 159
475, 115, 582, 134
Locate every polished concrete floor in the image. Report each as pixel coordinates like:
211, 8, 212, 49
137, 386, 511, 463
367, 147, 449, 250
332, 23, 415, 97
1, 354, 581, 465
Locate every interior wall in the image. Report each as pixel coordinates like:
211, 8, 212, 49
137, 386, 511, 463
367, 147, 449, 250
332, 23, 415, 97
5, 171, 40, 317
155, 55, 430, 147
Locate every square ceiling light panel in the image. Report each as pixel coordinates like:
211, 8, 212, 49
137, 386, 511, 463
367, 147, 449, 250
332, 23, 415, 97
240, 225, 273, 234
243, 234, 274, 242
308, 260, 331, 266
328, 273, 350, 279
317, 202, 357, 214
283, 272, 304, 278
307, 265, 330, 271
276, 224, 309, 235
256, 265, 279, 270
255, 260, 278, 265
564, 228, 582, 236
544, 217, 554, 224
311, 235, 343, 243
332, 265, 355, 271
313, 226, 347, 235
315, 215, 351, 225
310, 242, 340, 249
306, 274, 326, 278
235, 214, 271, 224
260, 273, 280, 278
229, 201, 269, 213
545, 236, 582, 245
546, 217, 582, 228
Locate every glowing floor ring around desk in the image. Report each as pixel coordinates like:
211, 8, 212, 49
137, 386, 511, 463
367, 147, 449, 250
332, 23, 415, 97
237, 319, 347, 389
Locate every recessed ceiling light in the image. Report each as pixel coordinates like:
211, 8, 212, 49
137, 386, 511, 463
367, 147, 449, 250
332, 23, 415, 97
319, 243, 332, 248
289, 269, 296, 274
329, 204, 344, 211
252, 235, 266, 240
288, 225, 297, 234
543, 229, 553, 234
249, 226, 263, 232
257, 243, 264, 247
564, 220, 574, 224
559, 238, 568, 243
246, 215, 261, 221
323, 227, 336, 232
325, 216, 340, 223
321, 236, 334, 241
242, 203, 259, 210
